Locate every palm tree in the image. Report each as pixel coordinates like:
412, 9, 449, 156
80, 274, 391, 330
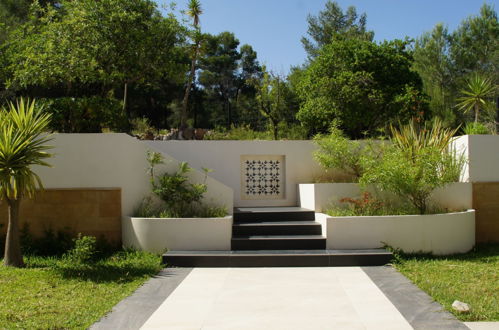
180, 0, 203, 132
457, 74, 496, 123
0, 98, 53, 267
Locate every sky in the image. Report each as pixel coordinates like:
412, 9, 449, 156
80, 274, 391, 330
159, 0, 498, 75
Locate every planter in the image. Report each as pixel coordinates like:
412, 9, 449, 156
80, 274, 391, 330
122, 216, 233, 253
315, 210, 475, 255
298, 182, 472, 213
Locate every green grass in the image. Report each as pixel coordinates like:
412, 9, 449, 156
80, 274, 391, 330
0, 251, 162, 329
394, 244, 499, 321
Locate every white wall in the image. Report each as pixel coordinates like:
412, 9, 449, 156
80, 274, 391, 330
146, 141, 323, 207
316, 210, 475, 255
123, 216, 233, 253
33, 134, 233, 217
299, 183, 472, 212
453, 135, 499, 182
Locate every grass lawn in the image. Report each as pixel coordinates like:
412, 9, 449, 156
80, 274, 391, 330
0, 251, 162, 329
394, 244, 499, 322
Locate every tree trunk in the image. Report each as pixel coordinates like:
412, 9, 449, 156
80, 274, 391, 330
474, 104, 479, 123
272, 118, 278, 140
123, 82, 129, 120
3, 198, 24, 268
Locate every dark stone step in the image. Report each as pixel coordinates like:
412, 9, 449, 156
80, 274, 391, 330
233, 207, 315, 223
163, 249, 393, 267
231, 235, 326, 250
233, 221, 322, 236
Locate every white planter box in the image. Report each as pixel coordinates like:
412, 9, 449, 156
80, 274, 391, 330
316, 210, 475, 255
122, 216, 233, 253
298, 182, 472, 213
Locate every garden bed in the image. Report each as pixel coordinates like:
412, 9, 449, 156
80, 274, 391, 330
315, 210, 475, 254
122, 216, 233, 253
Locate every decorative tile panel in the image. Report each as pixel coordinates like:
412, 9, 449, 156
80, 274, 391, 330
241, 155, 285, 200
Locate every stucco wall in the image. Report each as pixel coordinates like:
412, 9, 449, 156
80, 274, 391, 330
299, 182, 472, 213
452, 135, 499, 182
145, 140, 323, 207
316, 210, 475, 255
31, 134, 233, 218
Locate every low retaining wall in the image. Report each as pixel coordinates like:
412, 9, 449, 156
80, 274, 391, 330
0, 188, 122, 243
298, 182, 472, 213
316, 210, 475, 255
122, 216, 233, 253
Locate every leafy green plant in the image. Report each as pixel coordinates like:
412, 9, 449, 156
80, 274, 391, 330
144, 151, 226, 218
457, 73, 496, 123
359, 120, 465, 214
337, 191, 384, 215
64, 234, 97, 264
0, 98, 53, 267
463, 122, 492, 135
313, 127, 376, 181
131, 117, 156, 140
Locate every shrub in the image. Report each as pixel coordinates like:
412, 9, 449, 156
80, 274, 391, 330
360, 121, 465, 214
65, 234, 97, 264
131, 117, 156, 139
313, 127, 378, 181
143, 151, 227, 218
463, 122, 492, 135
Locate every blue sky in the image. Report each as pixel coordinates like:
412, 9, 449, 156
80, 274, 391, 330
159, 0, 498, 74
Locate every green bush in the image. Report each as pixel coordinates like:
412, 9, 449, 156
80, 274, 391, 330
463, 122, 492, 135
40, 97, 127, 133
313, 127, 378, 182
64, 234, 97, 264
204, 124, 308, 140
142, 151, 227, 218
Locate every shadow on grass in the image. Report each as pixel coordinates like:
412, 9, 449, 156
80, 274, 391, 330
393, 243, 499, 263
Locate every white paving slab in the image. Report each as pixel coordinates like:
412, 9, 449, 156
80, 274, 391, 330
141, 267, 412, 330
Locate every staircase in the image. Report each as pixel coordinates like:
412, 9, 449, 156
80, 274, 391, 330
163, 207, 393, 267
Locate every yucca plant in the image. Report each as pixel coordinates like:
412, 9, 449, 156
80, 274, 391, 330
0, 98, 53, 267
390, 118, 459, 160
457, 74, 496, 123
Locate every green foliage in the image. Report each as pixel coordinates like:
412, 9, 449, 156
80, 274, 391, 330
64, 234, 97, 264
326, 192, 418, 216
143, 151, 226, 218
301, 0, 374, 58
131, 117, 156, 139
19, 226, 73, 257
456, 73, 496, 123
313, 127, 370, 181
204, 124, 307, 140
0, 98, 53, 200
40, 97, 127, 133
297, 38, 425, 138
360, 121, 464, 214
463, 122, 492, 135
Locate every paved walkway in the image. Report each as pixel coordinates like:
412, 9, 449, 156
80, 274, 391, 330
93, 266, 472, 330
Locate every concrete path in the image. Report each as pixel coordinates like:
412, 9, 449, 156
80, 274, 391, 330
93, 266, 471, 330
141, 267, 410, 329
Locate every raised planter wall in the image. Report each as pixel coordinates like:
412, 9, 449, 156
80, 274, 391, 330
316, 210, 475, 255
298, 182, 473, 213
123, 216, 233, 253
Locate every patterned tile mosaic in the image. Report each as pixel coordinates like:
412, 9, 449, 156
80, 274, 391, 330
240, 155, 285, 200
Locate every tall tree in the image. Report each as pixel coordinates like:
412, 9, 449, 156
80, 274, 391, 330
180, 0, 203, 131
297, 38, 425, 138
413, 24, 455, 124
198, 32, 241, 128
450, 4, 499, 78
0, 99, 53, 267
301, 1, 374, 59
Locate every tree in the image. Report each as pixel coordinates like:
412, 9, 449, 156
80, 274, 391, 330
457, 74, 496, 123
450, 4, 499, 78
180, 0, 203, 131
0, 98, 53, 267
6, 0, 185, 126
253, 68, 289, 140
198, 32, 241, 128
297, 38, 425, 138
301, 1, 373, 59
413, 23, 455, 124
